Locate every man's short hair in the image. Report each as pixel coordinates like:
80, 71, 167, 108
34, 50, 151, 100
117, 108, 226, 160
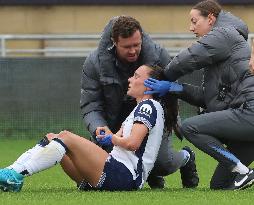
111, 15, 143, 42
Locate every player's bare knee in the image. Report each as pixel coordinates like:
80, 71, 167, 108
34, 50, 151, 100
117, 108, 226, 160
58, 130, 72, 141
46, 133, 57, 141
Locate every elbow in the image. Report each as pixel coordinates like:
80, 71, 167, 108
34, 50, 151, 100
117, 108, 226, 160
113, 135, 140, 151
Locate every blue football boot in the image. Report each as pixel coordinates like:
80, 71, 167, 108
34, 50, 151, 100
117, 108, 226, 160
0, 168, 24, 192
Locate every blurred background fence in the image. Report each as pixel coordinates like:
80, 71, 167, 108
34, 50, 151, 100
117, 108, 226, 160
0, 33, 197, 57
1, 33, 254, 57
0, 57, 86, 139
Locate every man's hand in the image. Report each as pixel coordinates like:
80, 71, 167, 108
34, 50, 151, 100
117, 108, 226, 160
144, 78, 183, 96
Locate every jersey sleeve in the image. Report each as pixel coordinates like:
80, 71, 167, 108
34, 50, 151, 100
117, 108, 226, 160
134, 100, 157, 130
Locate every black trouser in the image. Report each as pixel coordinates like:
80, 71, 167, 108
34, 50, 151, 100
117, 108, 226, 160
180, 101, 254, 189
149, 130, 185, 176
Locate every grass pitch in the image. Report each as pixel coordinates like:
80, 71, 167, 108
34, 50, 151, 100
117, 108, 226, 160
0, 139, 253, 205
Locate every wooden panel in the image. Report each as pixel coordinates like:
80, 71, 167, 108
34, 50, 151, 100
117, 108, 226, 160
0, 5, 253, 34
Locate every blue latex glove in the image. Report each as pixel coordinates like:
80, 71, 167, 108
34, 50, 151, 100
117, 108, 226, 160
96, 132, 113, 146
144, 78, 183, 96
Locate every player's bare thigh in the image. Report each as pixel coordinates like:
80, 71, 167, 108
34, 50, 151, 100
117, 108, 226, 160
56, 130, 109, 186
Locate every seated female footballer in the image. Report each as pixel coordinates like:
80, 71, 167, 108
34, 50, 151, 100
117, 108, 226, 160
0, 64, 179, 192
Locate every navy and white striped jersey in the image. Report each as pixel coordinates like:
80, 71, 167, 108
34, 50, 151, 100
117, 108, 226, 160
110, 99, 164, 188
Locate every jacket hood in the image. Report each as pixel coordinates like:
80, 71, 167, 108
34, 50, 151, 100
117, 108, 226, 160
214, 11, 249, 40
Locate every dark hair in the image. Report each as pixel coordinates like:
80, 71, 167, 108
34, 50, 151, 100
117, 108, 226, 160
111, 15, 143, 42
193, 0, 221, 18
146, 64, 181, 139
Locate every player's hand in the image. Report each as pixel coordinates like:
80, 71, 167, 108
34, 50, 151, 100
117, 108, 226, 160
96, 133, 113, 146
95, 126, 112, 136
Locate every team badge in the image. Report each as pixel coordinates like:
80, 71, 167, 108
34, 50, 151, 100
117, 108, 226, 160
139, 104, 152, 117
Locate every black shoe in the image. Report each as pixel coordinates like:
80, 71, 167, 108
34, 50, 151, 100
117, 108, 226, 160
180, 146, 199, 188
147, 175, 165, 189
227, 169, 254, 190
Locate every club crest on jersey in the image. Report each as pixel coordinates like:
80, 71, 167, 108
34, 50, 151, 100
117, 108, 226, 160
138, 104, 152, 117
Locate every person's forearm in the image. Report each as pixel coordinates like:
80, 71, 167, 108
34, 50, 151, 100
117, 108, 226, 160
115, 127, 123, 137
111, 134, 136, 151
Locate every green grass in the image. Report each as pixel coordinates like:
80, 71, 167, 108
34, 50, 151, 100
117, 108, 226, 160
0, 139, 253, 205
